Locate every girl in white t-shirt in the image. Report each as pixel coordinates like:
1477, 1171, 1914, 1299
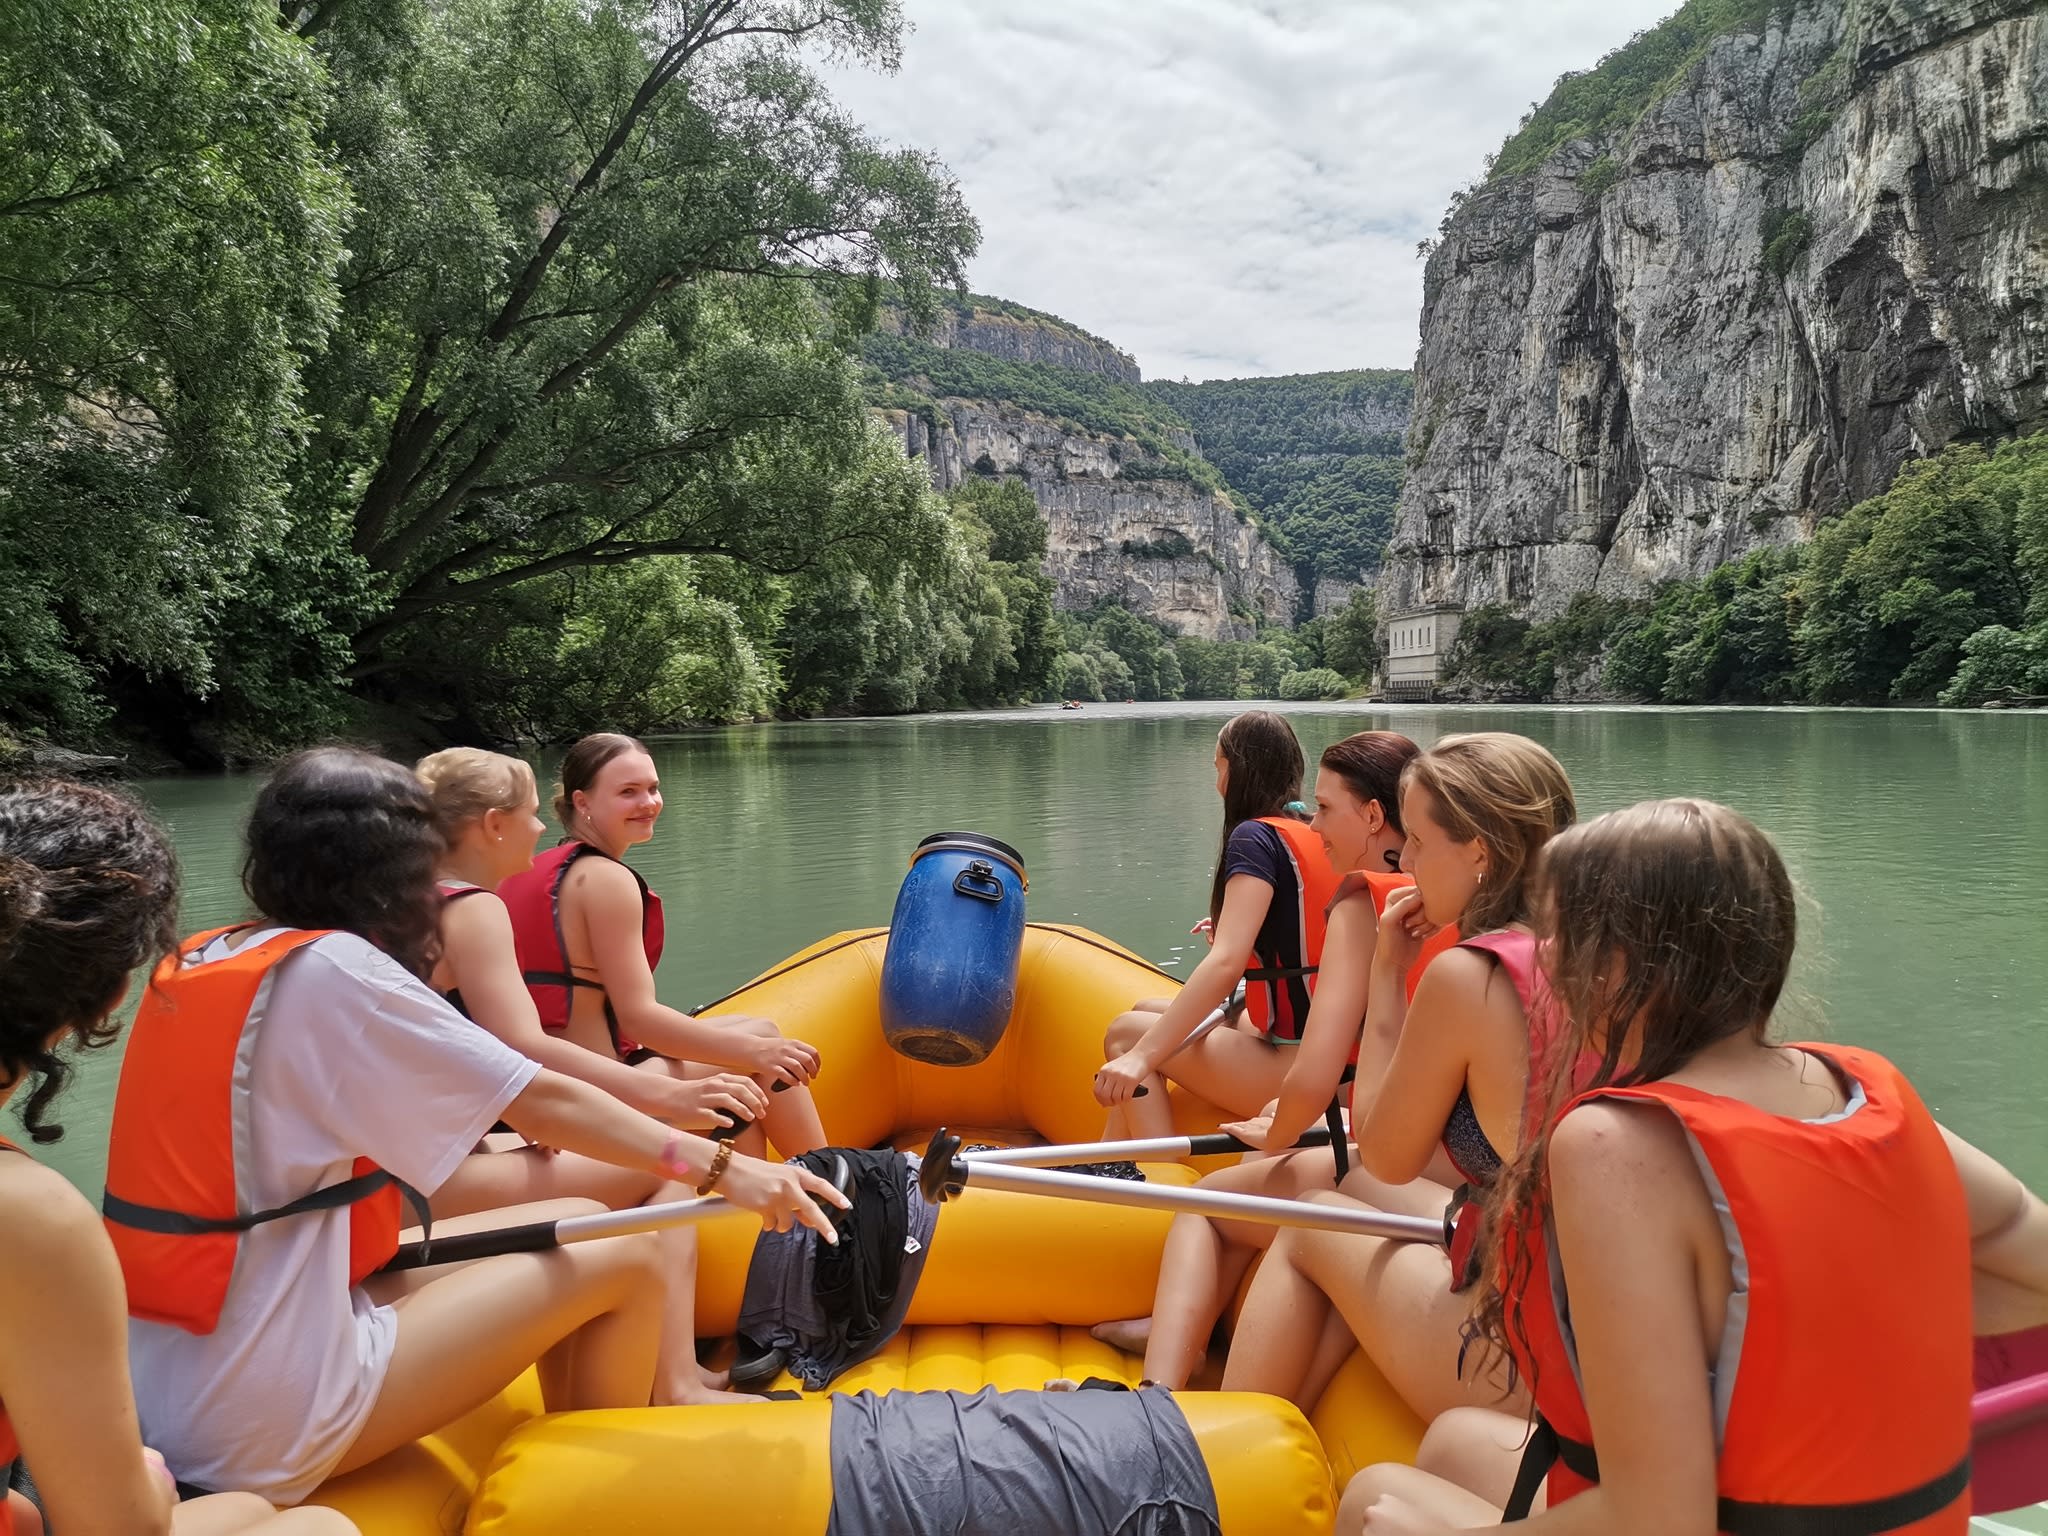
415, 746, 775, 1405
120, 750, 846, 1504
0, 777, 358, 1536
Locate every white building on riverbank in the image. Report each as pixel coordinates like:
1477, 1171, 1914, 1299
1383, 605, 1463, 702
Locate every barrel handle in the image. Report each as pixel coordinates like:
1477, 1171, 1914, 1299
953, 859, 1005, 904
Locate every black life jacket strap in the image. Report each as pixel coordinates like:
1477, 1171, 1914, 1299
1502, 1416, 1558, 1521
1326, 1064, 1357, 1184
1241, 964, 1319, 983
1716, 1454, 1971, 1536
105, 1167, 401, 1236
520, 968, 605, 992
1503, 1417, 1967, 1536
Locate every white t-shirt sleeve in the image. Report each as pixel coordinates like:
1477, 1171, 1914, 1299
283, 934, 540, 1195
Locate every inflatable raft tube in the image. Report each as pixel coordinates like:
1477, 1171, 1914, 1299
304, 923, 1425, 1530
467, 1392, 1336, 1536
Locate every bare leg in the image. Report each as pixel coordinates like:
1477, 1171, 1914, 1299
174, 1494, 361, 1533
1417, 1406, 1541, 1510
1101, 1002, 1173, 1139
1124, 1149, 1343, 1387
1224, 1188, 1520, 1420
335, 1230, 665, 1477
416, 1163, 749, 1405
649, 1043, 827, 1158
1300, 1307, 1361, 1411
1336, 1463, 1504, 1536
1149, 1025, 1291, 1121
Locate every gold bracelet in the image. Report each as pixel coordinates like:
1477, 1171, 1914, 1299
696, 1140, 734, 1196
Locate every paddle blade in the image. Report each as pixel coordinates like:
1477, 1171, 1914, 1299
1972, 1326, 2048, 1513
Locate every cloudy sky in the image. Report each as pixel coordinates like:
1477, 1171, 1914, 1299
822, 0, 1677, 381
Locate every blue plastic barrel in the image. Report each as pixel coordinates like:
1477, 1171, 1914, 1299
880, 832, 1029, 1066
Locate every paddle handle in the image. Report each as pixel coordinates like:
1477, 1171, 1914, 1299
384, 1218, 560, 1272
963, 1125, 1335, 1167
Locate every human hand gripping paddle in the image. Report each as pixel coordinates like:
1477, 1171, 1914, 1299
1092, 981, 1249, 1107
381, 1144, 848, 1271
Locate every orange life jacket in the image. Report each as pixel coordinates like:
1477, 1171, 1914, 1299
1239, 815, 1341, 1043
499, 841, 666, 1058
1506, 1045, 1973, 1533
103, 927, 423, 1336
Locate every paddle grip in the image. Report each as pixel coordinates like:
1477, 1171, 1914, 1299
381, 1217, 559, 1273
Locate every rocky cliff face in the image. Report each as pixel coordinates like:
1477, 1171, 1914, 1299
881, 403, 1299, 638
1383, 0, 2048, 619
879, 303, 1141, 384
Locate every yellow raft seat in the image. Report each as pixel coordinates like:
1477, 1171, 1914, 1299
307, 925, 1424, 1533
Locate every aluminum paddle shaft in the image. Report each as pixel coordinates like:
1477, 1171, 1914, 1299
921, 1128, 1445, 1246
963, 1125, 1335, 1168
382, 1194, 730, 1272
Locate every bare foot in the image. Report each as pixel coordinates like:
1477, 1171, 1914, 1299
1044, 1378, 1080, 1392
1090, 1317, 1152, 1355
653, 1379, 768, 1407
698, 1362, 732, 1391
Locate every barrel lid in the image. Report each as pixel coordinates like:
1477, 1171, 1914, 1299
910, 831, 1028, 886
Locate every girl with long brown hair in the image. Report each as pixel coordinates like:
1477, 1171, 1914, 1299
1340, 799, 2048, 1533
1222, 732, 1576, 1422
495, 734, 827, 1157
1093, 711, 1334, 1135
1093, 730, 1455, 1387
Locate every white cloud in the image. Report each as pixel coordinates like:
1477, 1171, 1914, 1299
819, 0, 1678, 380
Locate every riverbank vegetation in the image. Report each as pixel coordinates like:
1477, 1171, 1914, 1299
1049, 589, 1380, 704
1, 0, 1010, 762
1444, 434, 2048, 706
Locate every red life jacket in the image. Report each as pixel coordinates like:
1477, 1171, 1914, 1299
1507, 1045, 1973, 1534
103, 928, 422, 1336
1435, 928, 1565, 1290
1240, 816, 1341, 1043
498, 841, 666, 1058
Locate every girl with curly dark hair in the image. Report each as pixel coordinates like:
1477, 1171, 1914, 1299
0, 777, 358, 1535
112, 749, 846, 1506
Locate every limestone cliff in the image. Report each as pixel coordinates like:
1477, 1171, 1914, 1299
1383, 0, 2048, 619
877, 298, 1141, 383
880, 401, 1299, 638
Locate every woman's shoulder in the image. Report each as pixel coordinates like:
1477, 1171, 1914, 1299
0, 1153, 110, 1283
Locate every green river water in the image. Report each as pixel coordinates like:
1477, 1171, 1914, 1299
29, 702, 2048, 1202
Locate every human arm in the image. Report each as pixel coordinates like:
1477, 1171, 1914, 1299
1941, 1125, 2048, 1334
1223, 894, 1375, 1151
0, 1164, 177, 1536
498, 1070, 844, 1236
1094, 872, 1274, 1106
576, 861, 818, 1085
442, 892, 766, 1129
1351, 945, 1520, 1187
1478, 1104, 1721, 1535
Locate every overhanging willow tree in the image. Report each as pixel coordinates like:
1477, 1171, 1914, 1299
290, 0, 978, 674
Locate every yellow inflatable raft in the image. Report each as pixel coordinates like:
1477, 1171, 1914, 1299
307, 925, 1424, 1534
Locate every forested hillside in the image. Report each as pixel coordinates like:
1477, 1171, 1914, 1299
1147, 372, 1412, 583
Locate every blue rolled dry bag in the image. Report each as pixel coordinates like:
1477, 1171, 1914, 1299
880, 832, 1028, 1066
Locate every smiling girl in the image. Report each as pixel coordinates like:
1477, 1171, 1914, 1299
496, 734, 826, 1158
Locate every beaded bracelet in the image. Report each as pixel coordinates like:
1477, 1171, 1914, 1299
696, 1140, 735, 1196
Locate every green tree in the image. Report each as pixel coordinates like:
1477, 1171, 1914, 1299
0, 0, 346, 738
1320, 590, 1381, 681
295, 0, 976, 681
1797, 444, 2024, 702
